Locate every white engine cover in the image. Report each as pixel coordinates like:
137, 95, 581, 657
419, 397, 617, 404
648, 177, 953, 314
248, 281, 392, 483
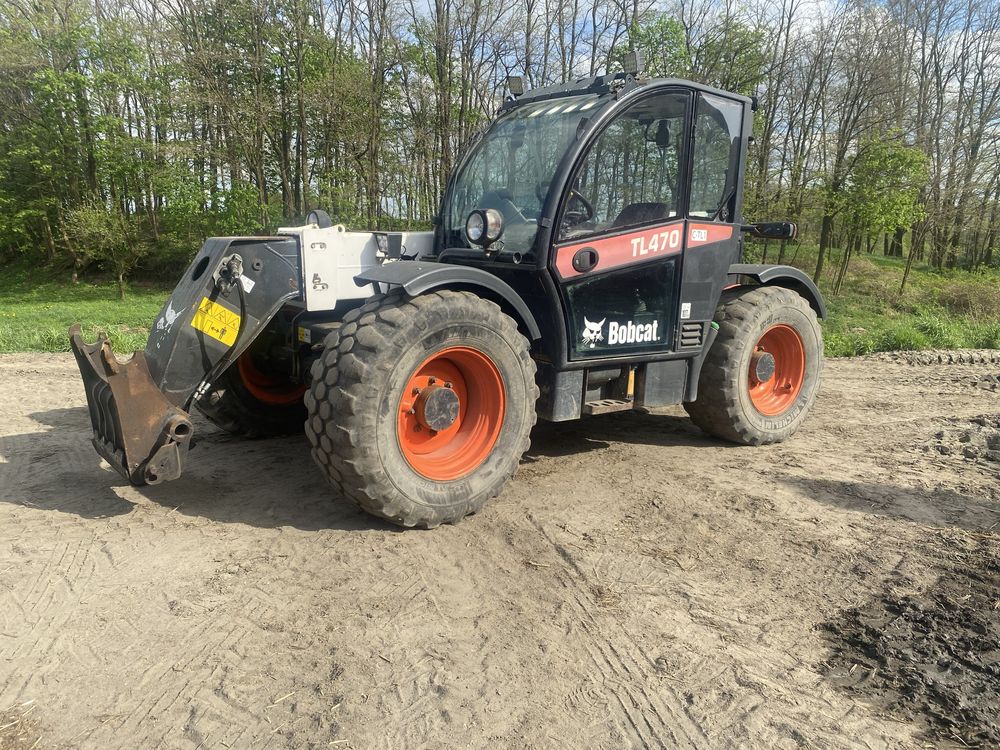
278, 223, 434, 312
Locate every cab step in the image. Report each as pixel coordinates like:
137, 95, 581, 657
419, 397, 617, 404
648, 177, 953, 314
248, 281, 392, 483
582, 398, 634, 416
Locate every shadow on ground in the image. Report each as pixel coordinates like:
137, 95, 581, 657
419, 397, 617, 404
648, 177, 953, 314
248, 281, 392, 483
784, 475, 1000, 533
0, 406, 393, 531
3, 405, 728, 530
525, 408, 721, 459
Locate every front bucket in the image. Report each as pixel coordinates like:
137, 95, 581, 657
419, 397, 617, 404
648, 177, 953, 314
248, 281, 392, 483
69, 325, 194, 485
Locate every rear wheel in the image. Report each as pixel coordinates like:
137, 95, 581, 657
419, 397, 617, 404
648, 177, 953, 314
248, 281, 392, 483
305, 290, 538, 528
684, 286, 822, 445
196, 350, 307, 437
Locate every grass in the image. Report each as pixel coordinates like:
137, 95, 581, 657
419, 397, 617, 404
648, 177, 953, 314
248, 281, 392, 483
0, 258, 170, 353
1, 247, 998, 357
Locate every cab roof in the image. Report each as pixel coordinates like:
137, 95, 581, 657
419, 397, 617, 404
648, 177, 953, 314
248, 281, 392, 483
499, 73, 753, 114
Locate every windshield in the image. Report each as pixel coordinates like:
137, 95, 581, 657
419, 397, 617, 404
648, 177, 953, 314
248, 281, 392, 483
444, 94, 604, 252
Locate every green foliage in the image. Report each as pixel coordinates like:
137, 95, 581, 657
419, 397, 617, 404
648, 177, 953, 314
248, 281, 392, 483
65, 201, 148, 296
215, 182, 265, 236
624, 16, 687, 77
844, 135, 928, 232
623, 14, 766, 96
159, 173, 263, 244
692, 22, 769, 96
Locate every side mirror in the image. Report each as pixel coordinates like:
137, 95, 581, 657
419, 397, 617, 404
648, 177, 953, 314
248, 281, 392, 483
643, 119, 671, 148
742, 221, 797, 241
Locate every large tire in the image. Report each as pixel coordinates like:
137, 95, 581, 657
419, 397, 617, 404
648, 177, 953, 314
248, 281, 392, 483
305, 290, 538, 528
196, 352, 307, 438
684, 286, 823, 445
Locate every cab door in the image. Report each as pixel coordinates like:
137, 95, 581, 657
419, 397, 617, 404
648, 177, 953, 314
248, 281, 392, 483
551, 88, 747, 362
551, 89, 691, 361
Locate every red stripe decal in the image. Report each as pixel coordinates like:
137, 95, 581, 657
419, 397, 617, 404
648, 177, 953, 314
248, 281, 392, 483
687, 222, 734, 245
555, 220, 734, 279
555, 220, 685, 279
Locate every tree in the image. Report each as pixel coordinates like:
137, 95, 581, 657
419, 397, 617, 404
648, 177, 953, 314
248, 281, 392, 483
834, 134, 928, 294
65, 202, 147, 299
0, 0, 998, 291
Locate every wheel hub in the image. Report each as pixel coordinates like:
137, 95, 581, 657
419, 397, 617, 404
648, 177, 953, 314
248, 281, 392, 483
751, 349, 776, 384
396, 347, 506, 481
413, 383, 461, 432
747, 324, 806, 416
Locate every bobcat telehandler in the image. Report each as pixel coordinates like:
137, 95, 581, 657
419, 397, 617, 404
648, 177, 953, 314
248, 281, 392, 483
70, 64, 826, 528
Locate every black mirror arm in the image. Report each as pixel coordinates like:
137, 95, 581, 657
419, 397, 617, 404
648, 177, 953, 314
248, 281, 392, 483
741, 221, 798, 240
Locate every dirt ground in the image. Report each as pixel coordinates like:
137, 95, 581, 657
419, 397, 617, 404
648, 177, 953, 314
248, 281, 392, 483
1, 351, 999, 750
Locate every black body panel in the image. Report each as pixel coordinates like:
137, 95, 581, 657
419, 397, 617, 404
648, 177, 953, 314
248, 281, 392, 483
535, 365, 585, 421
635, 360, 688, 407
728, 264, 828, 319
145, 236, 302, 405
355, 261, 541, 340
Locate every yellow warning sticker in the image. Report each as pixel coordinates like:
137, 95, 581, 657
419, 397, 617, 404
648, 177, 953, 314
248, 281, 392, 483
190, 297, 240, 346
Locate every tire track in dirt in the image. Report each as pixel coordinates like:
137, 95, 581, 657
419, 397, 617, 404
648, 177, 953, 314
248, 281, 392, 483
527, 514, 708, 749
357, 552, 476, 750
1, 352, 997, 748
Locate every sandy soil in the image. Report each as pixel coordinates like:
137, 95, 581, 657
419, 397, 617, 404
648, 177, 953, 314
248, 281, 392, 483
1, 351, 998, 749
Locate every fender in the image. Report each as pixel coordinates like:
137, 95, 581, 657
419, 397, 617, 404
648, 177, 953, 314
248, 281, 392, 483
728, 263, 828, 319
355, 261, 542, 340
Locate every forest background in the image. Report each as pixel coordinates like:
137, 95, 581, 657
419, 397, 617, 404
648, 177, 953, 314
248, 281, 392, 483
1, 0, 998, 355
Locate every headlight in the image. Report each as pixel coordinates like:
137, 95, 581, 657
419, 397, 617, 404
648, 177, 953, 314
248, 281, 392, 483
465, 208, 504, 248
465, 211, 485, 243
484, 209, 503, 241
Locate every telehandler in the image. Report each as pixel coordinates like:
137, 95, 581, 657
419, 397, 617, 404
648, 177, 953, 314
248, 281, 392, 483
70, 63, 826, 528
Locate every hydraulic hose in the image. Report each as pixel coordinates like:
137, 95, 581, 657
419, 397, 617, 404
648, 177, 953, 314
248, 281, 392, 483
187, 259, 249, 409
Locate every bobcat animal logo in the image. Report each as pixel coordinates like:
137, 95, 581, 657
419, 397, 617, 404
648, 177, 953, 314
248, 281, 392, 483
155, 301, 179, 332
582, 317, 605, 348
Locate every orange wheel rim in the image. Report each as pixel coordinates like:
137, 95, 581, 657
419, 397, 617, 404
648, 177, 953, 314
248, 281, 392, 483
748, 324, 805, 416
237, 353, 306, 406
396, 346, 505, 481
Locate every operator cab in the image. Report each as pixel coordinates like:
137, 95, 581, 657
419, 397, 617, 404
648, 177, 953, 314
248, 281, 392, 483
437, 74, 750, 369
438, 75, 746, 262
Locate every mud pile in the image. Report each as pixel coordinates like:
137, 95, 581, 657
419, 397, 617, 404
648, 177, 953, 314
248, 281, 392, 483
925, 415, 1000, 463
823, 540, 1000, 746
868, 349, 1000, 366
973, 373, 1000, 393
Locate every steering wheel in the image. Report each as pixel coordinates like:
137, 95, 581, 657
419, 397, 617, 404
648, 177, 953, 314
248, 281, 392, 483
563, 189, 595, 227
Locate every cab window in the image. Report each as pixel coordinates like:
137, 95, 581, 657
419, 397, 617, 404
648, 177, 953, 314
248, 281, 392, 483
558, 92, 688, 241
688, 93, 743, 221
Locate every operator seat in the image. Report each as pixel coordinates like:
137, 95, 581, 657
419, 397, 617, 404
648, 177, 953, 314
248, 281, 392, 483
611, 202, 669, 229
480, 189, 528, 223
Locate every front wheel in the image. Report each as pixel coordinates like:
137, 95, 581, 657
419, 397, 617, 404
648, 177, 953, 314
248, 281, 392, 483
305, 290, 538, 528
684, 286, 823, 445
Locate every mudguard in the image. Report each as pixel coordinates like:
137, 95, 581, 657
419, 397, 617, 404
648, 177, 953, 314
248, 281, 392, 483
70, 236, 302, 485
728, 263, 827, 319
356, 261, 542, 339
